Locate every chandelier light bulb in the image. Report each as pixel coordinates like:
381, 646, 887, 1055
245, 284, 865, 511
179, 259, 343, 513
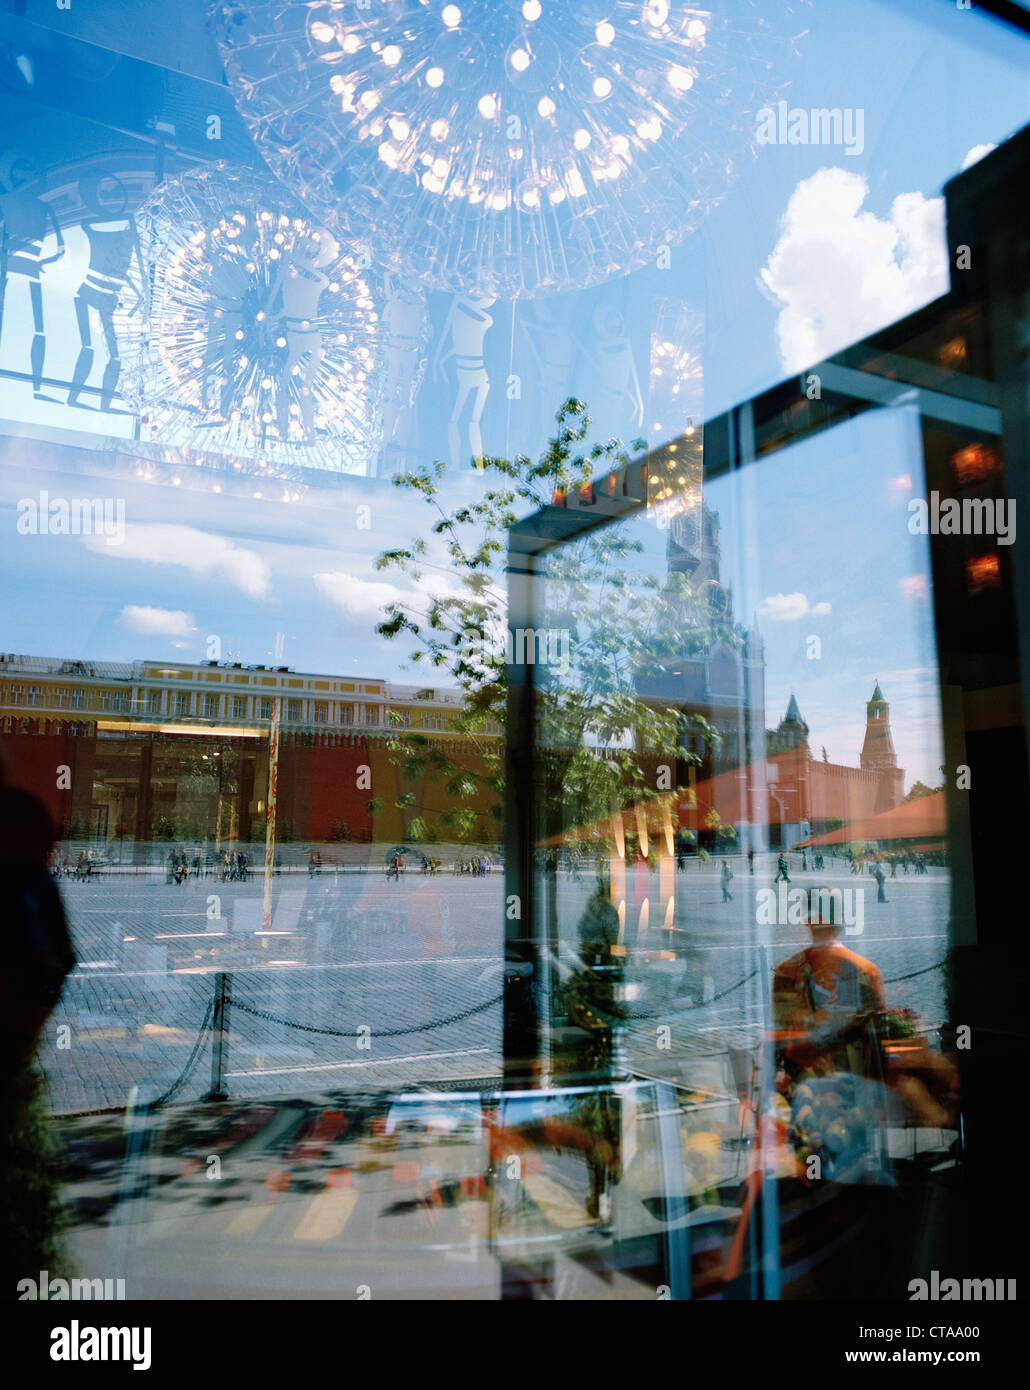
213, 0, 803, 297
116, 163, 429, 475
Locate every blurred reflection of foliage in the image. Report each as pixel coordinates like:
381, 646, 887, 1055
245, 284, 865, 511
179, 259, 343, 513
374, 398, 741, 847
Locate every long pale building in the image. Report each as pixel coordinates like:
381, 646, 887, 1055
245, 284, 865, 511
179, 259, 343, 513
0, 653, 500, 852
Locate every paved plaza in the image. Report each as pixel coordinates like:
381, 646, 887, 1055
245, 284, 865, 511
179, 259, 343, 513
40, 853, 953, 1114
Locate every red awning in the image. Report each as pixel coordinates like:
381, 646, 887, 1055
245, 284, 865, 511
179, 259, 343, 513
795, 791, 947, 847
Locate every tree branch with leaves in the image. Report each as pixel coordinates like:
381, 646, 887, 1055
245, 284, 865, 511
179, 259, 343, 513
374, 399, 743, 851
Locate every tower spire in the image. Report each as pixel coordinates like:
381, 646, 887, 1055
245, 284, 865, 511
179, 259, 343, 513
861, 682, 897, 770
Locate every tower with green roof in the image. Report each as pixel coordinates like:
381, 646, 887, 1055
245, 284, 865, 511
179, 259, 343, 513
861, 681, 904, 807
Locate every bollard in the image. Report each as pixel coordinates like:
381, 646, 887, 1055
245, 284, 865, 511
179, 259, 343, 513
208, 971, 231, 1101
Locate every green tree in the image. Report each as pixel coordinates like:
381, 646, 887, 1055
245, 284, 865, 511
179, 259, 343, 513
904, 779, 944, 802
374, 399, 733, 850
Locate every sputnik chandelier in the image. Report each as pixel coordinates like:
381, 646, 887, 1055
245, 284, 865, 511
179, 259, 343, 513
117, 163, 404, 473
213, 1, 802, 299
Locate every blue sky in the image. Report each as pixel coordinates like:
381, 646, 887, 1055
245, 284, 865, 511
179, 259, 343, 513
1, 0, 1027, 791
709, 405, 944, 788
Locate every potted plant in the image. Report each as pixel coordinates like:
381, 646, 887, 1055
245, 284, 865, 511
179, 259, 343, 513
880, 1008, 926, 1066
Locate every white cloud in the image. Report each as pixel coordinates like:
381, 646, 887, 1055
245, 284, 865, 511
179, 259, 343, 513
759, 167, 949, 373
313, 571, 412, 619
119, 605, 194, 638
961, 143, 996, 170
314, 569, 467, 621
84, 524, 270, 598
757, 592, 832, 622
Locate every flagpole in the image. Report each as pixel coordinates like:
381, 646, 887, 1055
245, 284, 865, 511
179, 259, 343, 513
262, 695, 281, 929
262, 634, 286, 928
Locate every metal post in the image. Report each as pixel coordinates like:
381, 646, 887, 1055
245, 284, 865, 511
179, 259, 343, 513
263, 697, 281, 928
503, 528, 544, 1086
756, 942, 781, 1300
208, 971, 231, 1101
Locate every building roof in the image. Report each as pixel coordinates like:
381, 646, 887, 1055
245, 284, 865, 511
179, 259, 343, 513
784, 692, 804, 724
0, 654, 135, 679
0, 653, 462, 701
796, 790, 945, 847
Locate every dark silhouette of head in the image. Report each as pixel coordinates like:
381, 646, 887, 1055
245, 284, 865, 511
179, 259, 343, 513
0, 785, 56, 867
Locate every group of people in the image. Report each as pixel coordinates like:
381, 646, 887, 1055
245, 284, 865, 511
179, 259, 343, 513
764, 847, 935, 880
166, 849, 195, 884
385, 851, 482, 881
164, 847, 247, 883
455, 856, 490, 876
219, 849, 248, 882
847, 848, 930, 876
770, 850, 827, 881
718, 848, 827, 900
50, 850, 100, 882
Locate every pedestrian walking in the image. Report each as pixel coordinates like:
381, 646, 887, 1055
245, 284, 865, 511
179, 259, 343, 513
747, 847, 755, 876
872, 862, 888, 903
721, 860, 734, 902
775, 852, 791, 884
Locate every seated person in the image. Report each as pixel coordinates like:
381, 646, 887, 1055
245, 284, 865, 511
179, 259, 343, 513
772, 886, 886, 1082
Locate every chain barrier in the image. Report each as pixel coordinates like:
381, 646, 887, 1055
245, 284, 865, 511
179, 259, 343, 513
557, 952, 947, 1032
620, 967, 761, 1021
684, 968, 759, 1008
125, 956, 947, 1110
884, 958, 946, 984
150, 1000, 215, 1109
231, 994, 503, 1038
551, 965, 760, 1026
